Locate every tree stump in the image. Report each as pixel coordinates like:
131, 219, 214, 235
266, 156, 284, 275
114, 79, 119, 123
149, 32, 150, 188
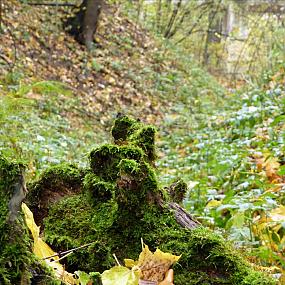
27, 116, 277, 284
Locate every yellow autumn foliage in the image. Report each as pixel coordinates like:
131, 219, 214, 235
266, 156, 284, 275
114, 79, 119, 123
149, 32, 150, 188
21, 203, 77, 285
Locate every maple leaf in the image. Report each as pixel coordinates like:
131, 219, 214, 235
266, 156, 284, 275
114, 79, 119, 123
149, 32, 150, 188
125, 243, 180, 283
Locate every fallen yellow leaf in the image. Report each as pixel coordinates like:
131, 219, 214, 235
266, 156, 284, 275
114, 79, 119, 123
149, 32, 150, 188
21, 203, 77, 285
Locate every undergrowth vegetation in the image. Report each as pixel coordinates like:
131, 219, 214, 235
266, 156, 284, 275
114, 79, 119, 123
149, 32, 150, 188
0, 77, 108, 179
157, 64, 285, 278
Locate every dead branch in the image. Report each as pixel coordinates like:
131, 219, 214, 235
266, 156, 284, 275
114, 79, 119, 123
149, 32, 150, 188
26, 2, 76, 7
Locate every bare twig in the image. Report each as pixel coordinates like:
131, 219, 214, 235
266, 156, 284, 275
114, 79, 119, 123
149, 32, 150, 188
50, 251, 73, 262
175, 2, 213, 45
168, 0, 213, 40
113, 254, 121, 266
0, 54, 12, 66
42, 241, 97, 260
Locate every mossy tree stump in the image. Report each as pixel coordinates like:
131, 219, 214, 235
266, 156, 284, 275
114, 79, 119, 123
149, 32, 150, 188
27, 116, 277, 284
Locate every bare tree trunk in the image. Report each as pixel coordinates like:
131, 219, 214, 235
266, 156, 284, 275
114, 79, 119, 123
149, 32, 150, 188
156, 0, 162, 33
203, 1, 223, 66
65, 0, 103, 50
164, 0, 182, 38
82, 0, 102, 50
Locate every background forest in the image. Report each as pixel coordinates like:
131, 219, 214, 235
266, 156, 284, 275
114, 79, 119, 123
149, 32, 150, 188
1, 0, 285, 283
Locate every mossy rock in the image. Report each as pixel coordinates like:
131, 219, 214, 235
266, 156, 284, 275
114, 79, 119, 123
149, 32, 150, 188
0, 155, 59, 284
38, 116, 277, 284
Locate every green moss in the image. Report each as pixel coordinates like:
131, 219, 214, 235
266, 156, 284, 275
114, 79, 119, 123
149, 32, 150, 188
89, 144, 144, 181
0, 155, 30, 284
118, 159, 140, 175
111, 116, 157, 162
111, 115, 140, 142
44, 194, 115, 272
84, 173, 115, 204
168, 178, 188, 203
150, 227, 278, 285
239, 270, 277, 285
28, 163, 83, 193
140, 162, 159, 193
0, 155, 59, 284
91, 200, 118, 231
27, 162, 83, 208
129, 125, 157, 162
26, 163, 84, 225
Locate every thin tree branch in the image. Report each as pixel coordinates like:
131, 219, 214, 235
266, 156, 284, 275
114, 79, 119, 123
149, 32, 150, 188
164, 0, 182, 38
168, 0, 213, 39
174, 2, 212, 45
42, 241, 97, 260
0, 0, 2, 30
26, 2, 77, 7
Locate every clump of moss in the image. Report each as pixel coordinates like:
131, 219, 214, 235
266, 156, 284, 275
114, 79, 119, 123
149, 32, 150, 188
0, 155, 59, 284
129, 125, 157, 161
89, 144, 144, 181
111, 115, 157, 162
160, 227, 277, 284
28, 163, 83, 193
44, 194, 115, 272
41, 116, 277, 284
26, 163, 84, 225
83, 173, 115, 204
167, 179, 188, 203
111, 115, 140, 142
0, 155, 29, 284
118, 159, 140, 175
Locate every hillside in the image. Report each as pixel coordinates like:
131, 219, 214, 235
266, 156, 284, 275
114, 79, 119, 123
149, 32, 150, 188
1, 0, 166, 123
0, 0, 223, 174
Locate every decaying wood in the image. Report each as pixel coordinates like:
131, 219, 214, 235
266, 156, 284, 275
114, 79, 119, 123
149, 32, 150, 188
168, 202, 200, 229
155, 194, 200, 230
8, 172, 27, 222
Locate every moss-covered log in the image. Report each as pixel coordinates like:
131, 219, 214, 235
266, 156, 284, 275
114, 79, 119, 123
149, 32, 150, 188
0, 155, 59, 284
27, 116, 278, 284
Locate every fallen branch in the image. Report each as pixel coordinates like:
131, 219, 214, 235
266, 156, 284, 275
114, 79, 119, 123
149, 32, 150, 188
168, 202, 201, 229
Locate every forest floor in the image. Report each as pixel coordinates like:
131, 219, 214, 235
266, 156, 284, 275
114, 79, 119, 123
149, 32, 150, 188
0, 0, 285, 282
